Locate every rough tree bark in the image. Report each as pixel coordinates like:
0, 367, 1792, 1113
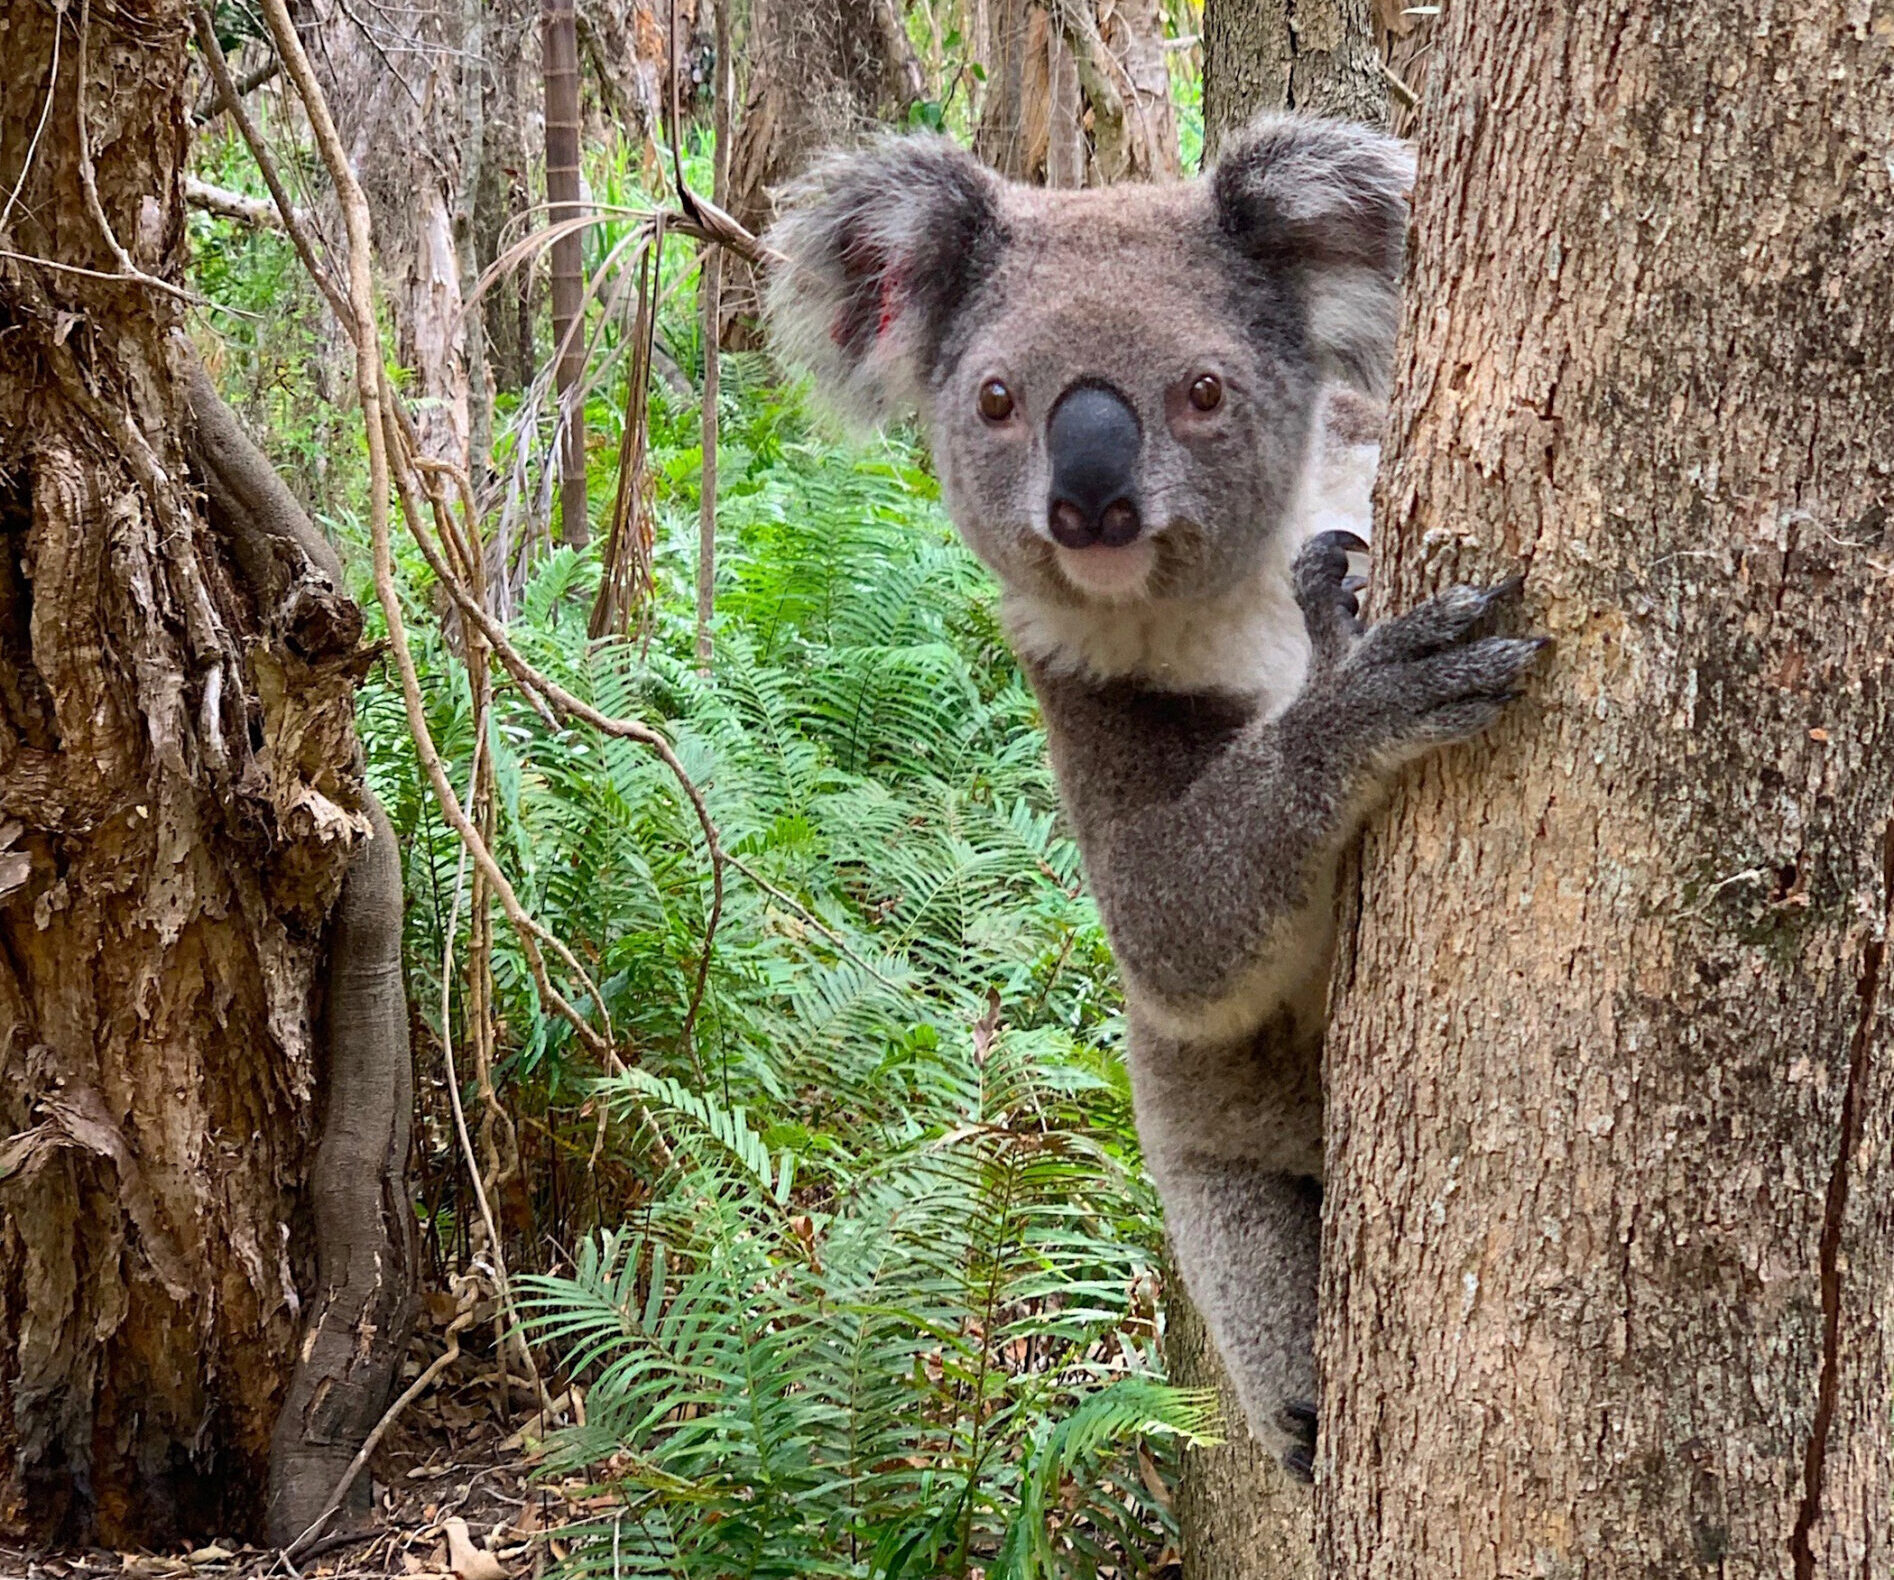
1200, 0, 1384, 157
1319, 5, 1894, 1576
0, 0, 410, 1544
188, 376, 418, 1548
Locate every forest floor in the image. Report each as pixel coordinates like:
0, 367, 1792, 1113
1, 1344, 568, 1580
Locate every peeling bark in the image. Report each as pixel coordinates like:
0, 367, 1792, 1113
722, 0, 914, 343
0, 0, 409, 1543
1319, 5, 1894, 1575
183, 374, 418, 1545
300, 0, 475, 461
975, 0, 1178, 187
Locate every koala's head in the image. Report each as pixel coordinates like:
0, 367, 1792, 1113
764, 115, 1412, 619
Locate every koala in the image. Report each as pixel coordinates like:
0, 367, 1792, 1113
764, 115, 1542, 1481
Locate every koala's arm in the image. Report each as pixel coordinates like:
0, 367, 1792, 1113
1050, 535, 1544, 1028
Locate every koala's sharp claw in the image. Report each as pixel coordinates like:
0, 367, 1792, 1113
1281, 1398, 1318, 1440
1283, 1444, 1316, 1483
1294, 531, 1372, 662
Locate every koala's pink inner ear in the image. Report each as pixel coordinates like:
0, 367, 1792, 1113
830, 236, 913, 352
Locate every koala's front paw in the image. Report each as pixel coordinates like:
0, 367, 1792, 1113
1343, 575, 1546, 761
1293, 529, 1370, 665
1278, 1398, 1318, 1483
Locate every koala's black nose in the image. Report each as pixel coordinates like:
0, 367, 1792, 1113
1046, 384, 1142, 549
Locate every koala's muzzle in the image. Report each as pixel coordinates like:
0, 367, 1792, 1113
1046, 384, 1141, 549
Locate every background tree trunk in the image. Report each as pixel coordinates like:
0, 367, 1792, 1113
303, 0, 477, 461
1318, 5, 1894, 1575
1200, 0, 1384, 156
0, 0, 395, 1545
975, 0, 1178, 186
721, 0, 921, 343
543, 0, 589, 547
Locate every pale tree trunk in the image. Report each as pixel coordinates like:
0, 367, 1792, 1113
1319, 5, 1894, 1576
1166, 1257, 1314, 1577
975, 0, 1178, 186
974, 0, 1077, 184
544, 0, 589, 548
302, 0, 476, 462
0, 0, 409, 1546
1200, 0, 1384, 156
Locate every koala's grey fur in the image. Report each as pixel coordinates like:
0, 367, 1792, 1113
765, 114, 1542, 1479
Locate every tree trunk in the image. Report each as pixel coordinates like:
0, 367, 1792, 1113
974, 0, 1075, 184
975, 0, 1178, 187
1167, 1257, 1316, 1580
544, 0, 589, 547
0, 0, 407, 1545
1318, 6, 1894, 1576
721, 0, 919, 343
302, 0, 475, 461
1200, 0, 1384, 156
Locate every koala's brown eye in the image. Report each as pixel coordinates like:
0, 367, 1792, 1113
1189, 373, 1224, 412
978, 380, 1016, 422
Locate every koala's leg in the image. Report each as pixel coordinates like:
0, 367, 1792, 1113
1154, 1147, 1322, 1480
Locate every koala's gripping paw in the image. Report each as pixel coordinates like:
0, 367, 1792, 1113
1293, 529, 1369, 665
1279, 1398, 1318, 1483
1340, 575, 1545, 761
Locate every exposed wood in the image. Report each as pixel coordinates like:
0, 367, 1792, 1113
1318, 5, 1894, 1575
184, 175, 309, 231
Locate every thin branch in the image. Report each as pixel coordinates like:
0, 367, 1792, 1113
192, 4, 352, 324
192, 51, 282, 123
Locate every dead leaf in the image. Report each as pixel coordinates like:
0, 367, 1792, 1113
443, 1518, 507, 1580
185, 1547, 236, 1564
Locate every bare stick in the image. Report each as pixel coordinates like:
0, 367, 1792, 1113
192, 4, 352, 325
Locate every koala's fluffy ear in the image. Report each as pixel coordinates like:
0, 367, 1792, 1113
764, 135, 1005, 427
1212, 115, 1417, 397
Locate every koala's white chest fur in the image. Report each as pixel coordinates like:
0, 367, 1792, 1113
1004, 556, 1312, 710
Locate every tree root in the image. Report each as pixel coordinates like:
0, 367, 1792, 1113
182, 362, 417, 1549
